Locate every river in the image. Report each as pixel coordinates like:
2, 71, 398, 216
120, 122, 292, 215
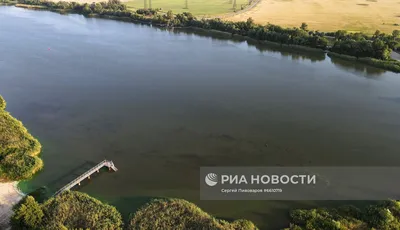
1, 6, 400, 229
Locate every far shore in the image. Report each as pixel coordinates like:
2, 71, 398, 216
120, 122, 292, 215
47, 0, 129, 2
0, 182, 24, 230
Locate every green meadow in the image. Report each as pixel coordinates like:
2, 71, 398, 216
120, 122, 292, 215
125, 0, 249, 16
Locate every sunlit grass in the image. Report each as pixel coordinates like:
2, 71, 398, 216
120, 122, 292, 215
125, 0, 249, 16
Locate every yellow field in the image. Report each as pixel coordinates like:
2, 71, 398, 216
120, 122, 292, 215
225, 0, 400, 33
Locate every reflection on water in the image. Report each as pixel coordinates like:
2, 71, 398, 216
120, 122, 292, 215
330, 56, 387, 78
173, 27, 327, 63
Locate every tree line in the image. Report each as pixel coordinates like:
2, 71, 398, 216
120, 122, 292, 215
287, 200, 400, 230
17, 0, 400, 62
11, 191, 257, 229
329, 30, 400, 60
12, 190, 400, 230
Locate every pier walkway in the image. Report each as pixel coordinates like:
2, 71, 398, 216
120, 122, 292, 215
54, 160, 117, 196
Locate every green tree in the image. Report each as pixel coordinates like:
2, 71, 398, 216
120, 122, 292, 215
246, 17, 254, 27
11, 196, 44, 229
0, 95, 5, 110
393, 30, 400, 38
334, 30, 347, 40
128, 198, 257, 230
41, 191, 123, 229
82, 3, 92, 14
93, 2, 103, 13
372, 39, 391, 60
300, 22, 308, 31
166, 10, 173, 20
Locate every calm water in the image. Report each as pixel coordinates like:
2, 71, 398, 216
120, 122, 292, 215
1, 6, 400, 229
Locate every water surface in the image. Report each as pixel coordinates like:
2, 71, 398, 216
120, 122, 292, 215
1, 6, 400, 229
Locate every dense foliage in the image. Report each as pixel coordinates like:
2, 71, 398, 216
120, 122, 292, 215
330, 30, 400, 60
0, 95, 43, 181
128, 198, 257, 230
286, 200, 400, 230
12, 193, 257, 230
12, 191, 123, 230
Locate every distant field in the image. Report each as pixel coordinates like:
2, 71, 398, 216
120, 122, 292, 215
225, 0, 400, 33
125, 0, 248, 15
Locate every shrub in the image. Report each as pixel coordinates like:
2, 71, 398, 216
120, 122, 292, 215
0, 96, 43, 181
128, 198, 258, 230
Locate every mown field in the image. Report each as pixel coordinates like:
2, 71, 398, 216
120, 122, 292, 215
125, 0, 249, 15
225, 0, 400, 33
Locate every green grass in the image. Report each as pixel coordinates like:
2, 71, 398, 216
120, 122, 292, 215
125, 0, 249, 16
0, 95, 43, 182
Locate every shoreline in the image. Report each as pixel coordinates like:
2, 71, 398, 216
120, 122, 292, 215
6, 3, 399, 73
0, 182, 25, 229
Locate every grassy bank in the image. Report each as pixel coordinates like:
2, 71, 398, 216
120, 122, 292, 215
0, 96, 43, 182
328, 52, 400, 73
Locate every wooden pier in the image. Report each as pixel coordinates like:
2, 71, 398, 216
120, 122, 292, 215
54, 160, 117, 196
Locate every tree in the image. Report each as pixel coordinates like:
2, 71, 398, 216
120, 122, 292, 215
93, 3, 103, 13
11, 196, 44, 229
0, 95, 5, 110
128, 199, 257, 229
334, 30, 347, 40
393, 30, 400, 38
300, 22, 308, 31
82, 4, 92, 14
372, 39, 391, 60
166, 10, 173, 20
246, 17, 254, 27
41, 191, 123, 229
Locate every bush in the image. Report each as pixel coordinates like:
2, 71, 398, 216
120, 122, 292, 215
11, 196, 44, 230
288, 201, 400, 230
0, 96, 43, 181
12, 191, 123, 230
0, 95, 5, 110
41, 191, 123, 229
128, 198, 258, 230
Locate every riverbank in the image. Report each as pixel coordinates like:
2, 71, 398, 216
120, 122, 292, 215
9, 2, 400, 74
0, 95, 42, 228
0, 182, 24, 229
328, 52, 400, 73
